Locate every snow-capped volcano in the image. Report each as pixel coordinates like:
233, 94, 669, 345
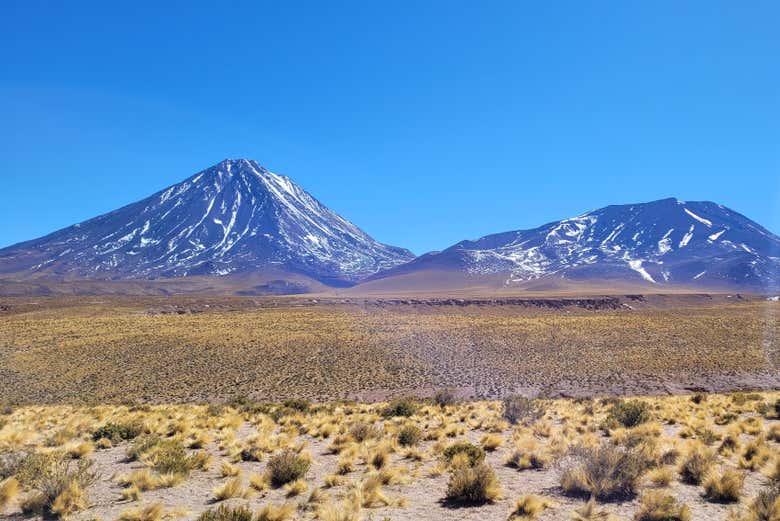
366, 198, 780, 291
0, 159, 414, 285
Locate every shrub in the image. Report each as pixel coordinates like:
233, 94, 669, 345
397, 425, 422, 447
92, 421, 143, 443
502, 396, 543, 425
16, 452, 98, 516
702, 469, 744, 503
0, 477, 20, 510
267, 450, 310, 486
480, 433, 504, 451
126, 435, 161, 461
505, 443, 549, 470
213, 477, 247, 501
282, 399, 311, 412
560, 444, 645, 501
445, 462, 501, 504
509, 494, 552, 519
382, 398, 418, 418
608, 400, 651, 428
348, 422, 382, 442
442, 441, 485, 467
197, 504, 254, 521
678, 446, 715, 485
144, 440, 193, 475
634, 491, 691, 521
691, 393, 707, 404
255, 502, 295, 521
571, 499, 612, 521
433, 388, 457, 407
746, 487, 780, 521
775, 398, 780, 418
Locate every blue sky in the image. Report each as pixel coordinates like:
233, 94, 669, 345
1, 1, 778, 254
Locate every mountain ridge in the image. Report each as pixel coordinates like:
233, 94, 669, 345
0, 159, 414, 287
362, 197, 780, 292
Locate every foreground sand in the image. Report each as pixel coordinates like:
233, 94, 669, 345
0, 392, 778, 521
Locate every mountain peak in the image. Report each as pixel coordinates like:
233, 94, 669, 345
0, 160, 414, 286
368, 198, 780, 291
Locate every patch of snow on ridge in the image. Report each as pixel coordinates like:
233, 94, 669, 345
627, 259, 656, 283
708, 229, 726, 241
684, 208, 712, 226
679, 225, 695, 248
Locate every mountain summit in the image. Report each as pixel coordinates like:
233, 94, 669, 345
364, 198, 780, 291
0, 159, 414, 286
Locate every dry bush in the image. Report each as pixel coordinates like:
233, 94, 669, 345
348, 422, 382, 442
503, 396, 543, 425
678, 445, 716, 484
509, 494, 553, 519
560, 444, 645, 501
571, 498, 615, 520
15, 452, 98, 516
118, 502, 164, 521
505, 439, 549, 470
445, 462, 502, 504
196, 504, 253, 521
480, 433, 504, 451
646, 467, 673, 487
255, 502, 295, 521
442, 441, 485, 466
607, 400, 651, 429
703, 469, 745, 503
382, 398, 418, 418
634, 491, 691, 521
213, 477, 247, 501
397, 424, 422, 447
739, 438, 772, 471
0, 477, 19, 510
267, 449, 310, 486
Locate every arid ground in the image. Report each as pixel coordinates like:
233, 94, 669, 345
1, 294, 778, 521
0, 393, 779, 521
0, 294, 778, 404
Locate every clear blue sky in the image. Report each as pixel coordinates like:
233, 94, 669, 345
2, 1, 778, 254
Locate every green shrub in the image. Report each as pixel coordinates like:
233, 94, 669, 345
382, 398, 418, 418
282, 399, 311, 412
608, 400, 651, 428
267, 449, 310, 486
397, 425, 422, 447
442, 441, 485, 467
92, 421, 142, 442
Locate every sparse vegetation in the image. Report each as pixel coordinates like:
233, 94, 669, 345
267, 450, 310, 486
445, 462, 502, 504
560, 444, 645, 500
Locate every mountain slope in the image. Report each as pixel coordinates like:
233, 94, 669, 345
363, 198, 780, 292
0, 159, 414, 286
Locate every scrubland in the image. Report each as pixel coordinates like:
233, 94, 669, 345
0, 297, 777, 404
0, 392, 779, 520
